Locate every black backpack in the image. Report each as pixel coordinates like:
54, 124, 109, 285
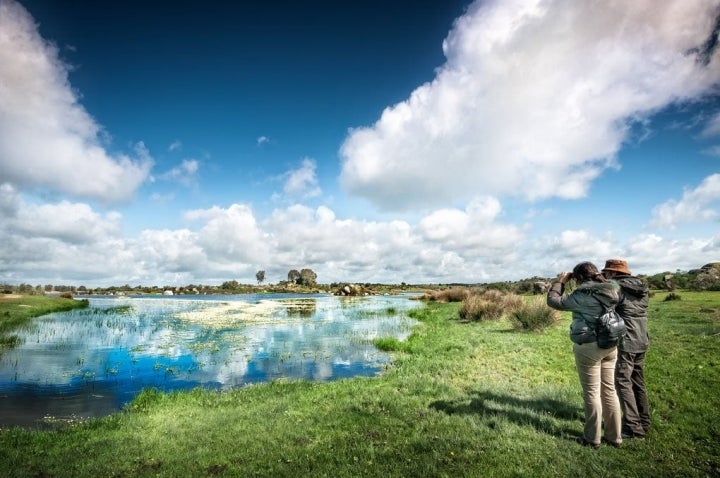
593, 296, 627, 349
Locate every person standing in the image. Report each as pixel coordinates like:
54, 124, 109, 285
547, 261, 623, 449
602, 259, 650, 439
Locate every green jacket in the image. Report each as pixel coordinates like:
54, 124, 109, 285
547, 280, 621, 345
614, 274, 650, 353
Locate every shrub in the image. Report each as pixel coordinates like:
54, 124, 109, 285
484, 289, 524, 311
425, 288, 469, 303
459, 290, 524, 322
459, 295, 502, 321
664, 292, 682, 301
509, 297, 560, 331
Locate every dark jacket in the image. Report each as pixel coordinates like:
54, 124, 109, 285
547, 280, 621, 345
614, 274, 650, 353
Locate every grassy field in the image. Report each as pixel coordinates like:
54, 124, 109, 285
0, 295, 88, 346
0, 291, 718, 477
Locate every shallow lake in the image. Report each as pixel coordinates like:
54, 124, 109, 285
0, 293, 421, 428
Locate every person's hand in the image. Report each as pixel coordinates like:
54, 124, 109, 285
558, 272, 572, 284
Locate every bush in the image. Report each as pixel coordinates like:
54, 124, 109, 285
424, 288, 469, 303
459, 295, 504, 321
664, 292, 682, 301
458, 290, 524, 321
509, 297, 560, 331
481, 290, 524, 310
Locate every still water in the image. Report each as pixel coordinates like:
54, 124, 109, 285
0, 293, 421, 428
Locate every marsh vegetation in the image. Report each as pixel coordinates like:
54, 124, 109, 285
0, 290, 718, 477
0, 294, 420, 428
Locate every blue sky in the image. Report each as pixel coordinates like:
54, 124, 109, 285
1, 0, 719, 287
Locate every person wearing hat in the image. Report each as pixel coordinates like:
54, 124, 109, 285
547, 261, 623, 449
602, 259, 650, 439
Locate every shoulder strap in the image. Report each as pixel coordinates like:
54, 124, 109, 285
591, 291, 615, 313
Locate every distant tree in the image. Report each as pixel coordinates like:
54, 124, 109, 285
256, 270, 266, 285
17, 284, 35, 294
299, 268, 317, 286
646, 273, 668, 290
221, 280, 240, 290
288, 269, 301, 284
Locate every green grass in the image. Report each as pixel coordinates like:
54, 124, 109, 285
0, 292, 719, 477
0, 295, 88, 334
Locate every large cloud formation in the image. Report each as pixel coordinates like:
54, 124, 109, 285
0, 0, 151, 202
1, 0, 719, 287
340, 0, 720, 211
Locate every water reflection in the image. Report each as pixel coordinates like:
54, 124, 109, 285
283, 298, 317, 318
0, 294, 420, 428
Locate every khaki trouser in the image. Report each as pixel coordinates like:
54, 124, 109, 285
573, 342, 623, 445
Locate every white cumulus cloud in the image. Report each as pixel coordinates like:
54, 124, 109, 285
0, 184, 122, 244
168, 140, 183, 152
185, 204, 270, 265
418, 196, 523, 253
650, 174, 720, 229
159, 159, 200, 186
1, 192, 719, 286
340, 0, 720, 211
0, 0, 152, 202
282, 158, 322, 198
700, 111, 720, 137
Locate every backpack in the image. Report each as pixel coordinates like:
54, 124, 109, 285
593, 296, 627, 349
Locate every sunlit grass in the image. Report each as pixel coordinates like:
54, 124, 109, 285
0, 292, 717, 476
0, 296, 88, 333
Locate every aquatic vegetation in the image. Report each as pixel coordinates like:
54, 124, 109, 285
374, 337, 404, 352
0, 335, 22, 349
283, 299, 317, 318
173, 300, 285, 327
78, 304, 134, 316
0, 294, 421, 427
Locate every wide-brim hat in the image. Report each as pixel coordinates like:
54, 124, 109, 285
602, 259, 631, 275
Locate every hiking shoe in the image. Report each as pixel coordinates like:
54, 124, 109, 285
574, 436, 600, 449
602, 438, 622, 448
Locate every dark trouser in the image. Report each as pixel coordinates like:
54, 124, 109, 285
615, 350, 651, 436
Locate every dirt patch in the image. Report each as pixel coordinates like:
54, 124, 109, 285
0, 294, 22, 299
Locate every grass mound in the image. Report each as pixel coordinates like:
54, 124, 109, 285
509, 296, 561, 331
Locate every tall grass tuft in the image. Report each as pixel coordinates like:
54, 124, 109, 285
374, 337, 405, 352
664, 292, 682, 301
458, 290, 523, 321
0, 334, 21, 348
509, 297, 560, 331
424, 288, 469, 303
